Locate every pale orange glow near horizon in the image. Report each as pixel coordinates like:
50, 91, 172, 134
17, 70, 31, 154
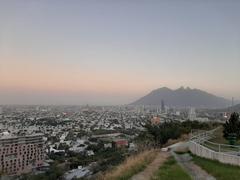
0, 56, 161, 96
1, 56, 237, 101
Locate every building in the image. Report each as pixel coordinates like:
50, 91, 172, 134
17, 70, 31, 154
161, 100, 165, 113
188, 107, 197, 121
0, 132, 44, 175
151, 117, 161, 125
112, 139, 128, 148
104, 143, 112, 149
175, 111, 181, 116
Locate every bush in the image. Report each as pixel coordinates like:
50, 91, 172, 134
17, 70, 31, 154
144, 121, 182, 145
223, 112, 240, 143
140, 120, 216, 146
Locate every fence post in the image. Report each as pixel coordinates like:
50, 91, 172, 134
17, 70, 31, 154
218, 144, 221, 152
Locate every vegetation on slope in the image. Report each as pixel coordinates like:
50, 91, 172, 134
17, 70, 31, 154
99, 149, 158, 180
192, 154, 240, 180
151, 156, 191, 180
223, 112, 240, 144
136, 120, 219, 147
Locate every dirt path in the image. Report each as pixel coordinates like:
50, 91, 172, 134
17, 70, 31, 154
170, 142, 216, 180
131, 142, 215, 180
172, 152, 215, 180
131, 151, 170, 180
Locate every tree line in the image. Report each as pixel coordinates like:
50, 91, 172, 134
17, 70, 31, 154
136, 120, 219, 147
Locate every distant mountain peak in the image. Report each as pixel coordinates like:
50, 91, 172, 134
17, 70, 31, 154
155, 87, 171, 90
131, 86, 231, 108
178, 86, 185, 90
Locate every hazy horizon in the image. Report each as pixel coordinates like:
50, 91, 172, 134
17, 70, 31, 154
1, 0, 240, 105
0, 86, 235, 106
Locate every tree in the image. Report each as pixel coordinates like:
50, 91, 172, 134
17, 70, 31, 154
58, 142, 69, 151
144, 121, 182, 146
86, 142, 104, 153
223, 112, 240, 143
66, 131, 76, 141
19, 164, 64, 180
77, 130, 87, 138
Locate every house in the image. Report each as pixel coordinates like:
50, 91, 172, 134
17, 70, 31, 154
151, 117, 161, 125
112, 139, 128, 148
49, 147, 65, 154
86, 150, 94, 156
104, 143, 112, 149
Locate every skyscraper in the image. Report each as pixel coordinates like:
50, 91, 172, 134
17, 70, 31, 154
188, 107, 197, 121
161, 100, 165, 113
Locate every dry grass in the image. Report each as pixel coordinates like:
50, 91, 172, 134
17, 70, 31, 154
98, 149, 158, 180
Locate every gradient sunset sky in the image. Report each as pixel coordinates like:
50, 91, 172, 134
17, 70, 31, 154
0, 0, 240, 105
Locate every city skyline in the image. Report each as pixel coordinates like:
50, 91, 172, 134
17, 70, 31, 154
1, 0, 240, 105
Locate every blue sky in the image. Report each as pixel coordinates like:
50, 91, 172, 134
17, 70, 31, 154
0, 0, 240, 105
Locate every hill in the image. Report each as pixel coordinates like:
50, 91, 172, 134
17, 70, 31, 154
131, 87, 231, 108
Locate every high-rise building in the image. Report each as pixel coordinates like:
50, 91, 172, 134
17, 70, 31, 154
0, 133, 44, 175
188, 107, 196, 121
161, 100, 165, 113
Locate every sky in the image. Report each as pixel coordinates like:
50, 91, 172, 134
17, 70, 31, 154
0, 0, 240, 105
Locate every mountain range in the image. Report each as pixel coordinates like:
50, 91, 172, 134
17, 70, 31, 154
131, 87, 232, 108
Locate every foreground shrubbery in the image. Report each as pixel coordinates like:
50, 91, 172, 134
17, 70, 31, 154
19, 164, 64, 180
144, 121, 182, 145
98, 149, 158, 180
68, 148, 125, 171
223, 112, 240, 144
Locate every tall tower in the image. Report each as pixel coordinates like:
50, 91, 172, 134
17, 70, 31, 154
232, 97, 234, 107
161, 100, 165, 113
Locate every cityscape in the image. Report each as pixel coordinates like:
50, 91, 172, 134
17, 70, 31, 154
0, 102, 237, 179
1, 0, 240, 180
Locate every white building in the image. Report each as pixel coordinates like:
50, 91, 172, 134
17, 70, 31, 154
188, 107, 196, 120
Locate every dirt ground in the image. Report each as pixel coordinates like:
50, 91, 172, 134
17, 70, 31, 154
131, 151, 170, 180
